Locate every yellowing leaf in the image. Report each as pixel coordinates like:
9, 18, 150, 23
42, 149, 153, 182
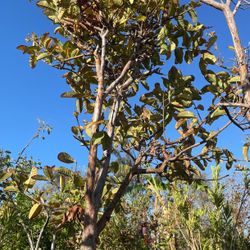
229, 76, 240, 83
0, 172, 12, 182
4, 186, 18, 192
211, 108, 225, 119
60, 175, 65, 192
37, 52, 49, 60
175, 119, 186, 130
28, 203, 43, 219
177, 111, 195, 118
137, 15, 146, 22
84, 120, 105, 138
202, 52, 217, 64
242, 143, 249, 162
24, 166, 38, 188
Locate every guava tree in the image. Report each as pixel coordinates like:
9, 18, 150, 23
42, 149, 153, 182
15, 0, 247, 249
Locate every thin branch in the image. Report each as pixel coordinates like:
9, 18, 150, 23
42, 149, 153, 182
170, 112, 240, 161
217, 102, 250, 108
94, 95, 122, 208
105, 60, 133, 94
120, 77, 134, 91
222, 106, 245, 130
35, 212, 50, 250
96, 154, 143, 236
233, 0, 243, 15
50, 233, 56, 250
136, 167, 229, 183
15, 132, 39, 164
200, 0, 225, 10
121, 145, 136, 162
100, 29, 109, 79
20, 221, 35, 250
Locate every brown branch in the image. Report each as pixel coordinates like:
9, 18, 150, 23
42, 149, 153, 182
100, 30, 109, 78
94, 95, 122, 209
222, 105, 245, 130
136, 167, 230, 182
83, 29, 108, 246
223, 5, 247, 80
170, 112, 240, 161
96, 154, 143, 236
120, 77, 134, 91
217, 102, 250, 108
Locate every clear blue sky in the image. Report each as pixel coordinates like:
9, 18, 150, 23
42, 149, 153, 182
0, 1, 249, 173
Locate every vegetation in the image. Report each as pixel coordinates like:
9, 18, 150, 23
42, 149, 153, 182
1, 0, 250, 249
0, 150, 249, 249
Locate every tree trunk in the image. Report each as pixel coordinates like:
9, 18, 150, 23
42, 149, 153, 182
80, 222, 96, 250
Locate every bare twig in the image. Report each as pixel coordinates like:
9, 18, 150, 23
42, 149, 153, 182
105, 60, 133, 94
35, 212, 50, 250
233, 0, 243, 15
170, 112, 240, 161
200, 0, 225, 10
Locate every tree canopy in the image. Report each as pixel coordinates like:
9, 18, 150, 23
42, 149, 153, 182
1, 0, 250, 249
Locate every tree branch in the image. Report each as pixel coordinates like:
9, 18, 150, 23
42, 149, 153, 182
96, 154, 143, 236
170, 112, 240, 161
35, 212, 50, 250
200, 0, 225, 10
105, 60, 133, 94
233, 0, 243, 15
94, 95, 122, 209
20, 220, 35, 250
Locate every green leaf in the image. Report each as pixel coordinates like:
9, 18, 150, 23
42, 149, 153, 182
92, 131, 106, 145
43, 166, 54, 180
16, 45, 28, 53
73, 174, 85, 188
29, 54, 37, 69
54, 167, 73, 176
206, 36, 217, 50
28, 203, 43, 219
57, 152, 76, 164
193, 159, 205, 170
71, 126, 79, 135
61, 92, 83, 98
175, 48, 183, 64
86, 126, 92, 138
